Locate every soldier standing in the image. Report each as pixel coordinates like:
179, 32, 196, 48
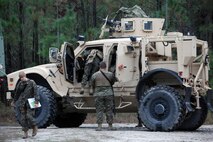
80, 49, 103, 94
12, 71, 39, 139
90, 61, 118, 131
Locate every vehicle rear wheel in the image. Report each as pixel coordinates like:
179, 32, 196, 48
139, 85, 184, 131
53, 112, 87, 128
178, 96, 208, 131
15, 85, 57, 128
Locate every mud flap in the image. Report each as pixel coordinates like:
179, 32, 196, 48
206, 89, 213, 112
185, 87, 194, 112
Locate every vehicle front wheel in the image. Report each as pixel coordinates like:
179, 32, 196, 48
139, 85, 184, 131
15, 85, 57, 128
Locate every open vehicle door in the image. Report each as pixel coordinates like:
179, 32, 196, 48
62, 42, 75, 83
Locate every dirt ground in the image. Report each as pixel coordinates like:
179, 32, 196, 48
0, 124, 213, 142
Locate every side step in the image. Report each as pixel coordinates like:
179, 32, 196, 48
74, 97, 132, 110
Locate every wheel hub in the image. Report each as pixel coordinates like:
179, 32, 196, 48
154, 104, 165, 115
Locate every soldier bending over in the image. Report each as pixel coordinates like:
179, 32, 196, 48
80, 49, 103, 94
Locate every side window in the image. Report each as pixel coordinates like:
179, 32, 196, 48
172, 47, 177, 61
80, 47, 103, 61
124, 21, 134, 31
143, 21, 153, 31
126, 45, 134, 53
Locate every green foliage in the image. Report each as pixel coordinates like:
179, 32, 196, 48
39, 7, 77, 59
199, 24, 213, 33
85, 27, 100, 41
0, 0, 212, 72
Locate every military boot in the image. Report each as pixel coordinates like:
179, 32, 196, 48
80, 87, 84, 94
96, 124, 102, 131
135, 123, 143, 127
108, 123, 116, 130
32, 125, 38, 137
23, 131, 28, 139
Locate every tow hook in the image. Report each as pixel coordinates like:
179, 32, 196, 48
185, 87, 194, 112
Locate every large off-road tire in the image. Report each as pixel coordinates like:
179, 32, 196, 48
53, 113, 87, 128
178, 96, 208, 131
15, 85, 57, 128
139, 85, 184, 131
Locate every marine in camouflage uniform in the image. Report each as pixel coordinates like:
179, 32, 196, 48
13, 71, 39, 139
80, 49, 103, 94
90, 61, 118, 131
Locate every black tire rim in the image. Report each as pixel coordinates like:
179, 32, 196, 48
139, 85, 184, 131
149, 97, 170, 120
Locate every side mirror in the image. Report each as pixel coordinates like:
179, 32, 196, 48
0, 64, 6, 76
49, 48, 59, 63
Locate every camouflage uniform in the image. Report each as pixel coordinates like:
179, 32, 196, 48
81, 49, 103, 87
14, 79, 39, 132
90, 70, 118, 125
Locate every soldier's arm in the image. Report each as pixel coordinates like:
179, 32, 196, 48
110, 73, 118, 85
32, 80, 39, 102
114, 76, 119, 82
13, 82, 21, 102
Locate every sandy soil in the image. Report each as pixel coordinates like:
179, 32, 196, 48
0, 124, 213, 142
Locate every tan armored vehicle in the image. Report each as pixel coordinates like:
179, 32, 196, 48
6, 6, 213, 131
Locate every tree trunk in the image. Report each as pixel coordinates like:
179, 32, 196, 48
5, 43, 12, 73
86, 0, 89, 30
80, 0, 86, 32
33, 19, 39, 64
156, 0, 162, 10
18, 1, 24, 68
92, 0, 96, 27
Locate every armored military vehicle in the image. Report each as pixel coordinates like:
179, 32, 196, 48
5, 6, 213, 131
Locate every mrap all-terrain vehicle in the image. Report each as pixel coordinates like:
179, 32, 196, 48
5, 6, 213, 131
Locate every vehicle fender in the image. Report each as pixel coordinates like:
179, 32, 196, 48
7, 64, 68, 96
136, 68, 183, 101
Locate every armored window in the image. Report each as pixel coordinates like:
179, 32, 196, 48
143, 21, 153, 31
196, 45, 202, 57
124, 45, 134, 54
127, 46, 134, 52
172, 47, 177, 61
124, 21, 134, 31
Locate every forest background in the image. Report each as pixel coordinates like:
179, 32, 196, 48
0, 0, 212, 84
